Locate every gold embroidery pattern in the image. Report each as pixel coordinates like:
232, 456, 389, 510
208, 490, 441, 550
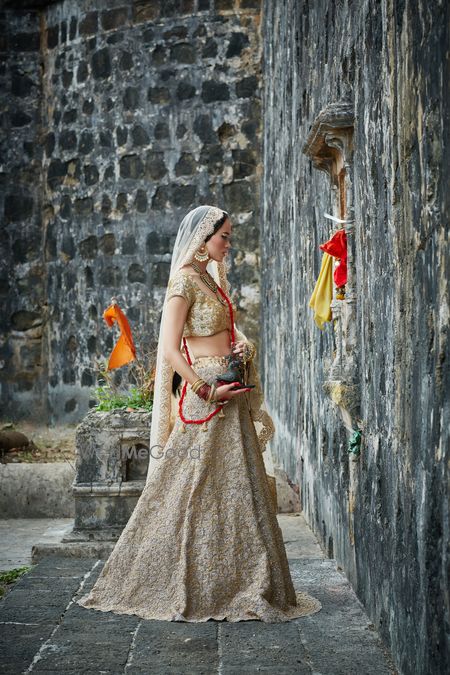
167, 271, 234, 337
76, 356, 322, 623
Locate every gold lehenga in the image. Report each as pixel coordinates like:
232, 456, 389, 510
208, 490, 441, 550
77, 354, 322, 622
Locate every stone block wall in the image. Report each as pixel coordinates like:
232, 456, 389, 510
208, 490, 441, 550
261, 1, 449, 674
0, 9, 47, 419
1, 0, 263, 423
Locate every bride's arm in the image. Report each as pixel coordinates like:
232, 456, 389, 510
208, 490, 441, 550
162, 296, 202, 385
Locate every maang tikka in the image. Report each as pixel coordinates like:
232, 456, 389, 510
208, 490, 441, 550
194, 244, 209, 262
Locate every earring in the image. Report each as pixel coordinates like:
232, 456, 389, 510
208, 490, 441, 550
194, 245, 209, 262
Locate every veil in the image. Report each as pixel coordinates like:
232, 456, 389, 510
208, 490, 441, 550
146, 205, 276, 484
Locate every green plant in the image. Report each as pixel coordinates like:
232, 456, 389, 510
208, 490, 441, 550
0, 566, 31, 597
91, 326, 157, 413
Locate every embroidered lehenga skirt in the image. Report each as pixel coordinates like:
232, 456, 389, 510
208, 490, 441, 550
77, 355, 321, 622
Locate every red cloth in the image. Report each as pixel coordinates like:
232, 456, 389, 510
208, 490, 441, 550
103, 303, 136, 370
319, 228, 347, 287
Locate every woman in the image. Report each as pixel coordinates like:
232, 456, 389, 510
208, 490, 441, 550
77, 205, 321, 622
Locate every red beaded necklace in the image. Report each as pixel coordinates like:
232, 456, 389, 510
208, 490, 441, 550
178, 284, 236, 427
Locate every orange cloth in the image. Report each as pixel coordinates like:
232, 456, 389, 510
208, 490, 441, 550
308, 252, 333, 330
103, 303, 136, 370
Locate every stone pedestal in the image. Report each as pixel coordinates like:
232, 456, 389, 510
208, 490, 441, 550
62, 409, 151, 545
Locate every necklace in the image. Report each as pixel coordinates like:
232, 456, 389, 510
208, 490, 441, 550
189, 261, 228, 306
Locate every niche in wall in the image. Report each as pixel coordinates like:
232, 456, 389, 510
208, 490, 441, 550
303, 101, 361, 443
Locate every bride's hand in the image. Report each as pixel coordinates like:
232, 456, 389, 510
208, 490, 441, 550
215, 382, 251, 401
231, 340, 247, 356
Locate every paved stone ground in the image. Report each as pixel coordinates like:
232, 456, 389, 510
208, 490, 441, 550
0, 515, 398, 674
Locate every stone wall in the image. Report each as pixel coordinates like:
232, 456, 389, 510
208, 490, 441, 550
0, 9, 48, 420
261, 1, 449, 674
1, 0, 263, 423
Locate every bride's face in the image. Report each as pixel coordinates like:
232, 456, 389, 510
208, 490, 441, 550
206, 218, 232, 261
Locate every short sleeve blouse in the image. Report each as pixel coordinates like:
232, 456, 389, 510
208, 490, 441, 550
166, 270, 235, 338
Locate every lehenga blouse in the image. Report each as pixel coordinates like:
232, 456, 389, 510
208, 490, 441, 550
166, 269, 237, 338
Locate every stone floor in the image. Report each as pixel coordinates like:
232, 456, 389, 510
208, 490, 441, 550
0, 515, 398, 674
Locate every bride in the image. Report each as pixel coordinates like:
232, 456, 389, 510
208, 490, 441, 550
77, 205, 321, 622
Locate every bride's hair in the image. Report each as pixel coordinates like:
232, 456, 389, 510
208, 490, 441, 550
171, 210, 229, 396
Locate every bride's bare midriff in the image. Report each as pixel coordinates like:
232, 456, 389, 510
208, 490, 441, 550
185, 329, 232, 359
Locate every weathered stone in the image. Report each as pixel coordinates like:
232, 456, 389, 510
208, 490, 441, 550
123, 86, 139, 110
199, 144, 224, 174
154, 121, 169, 139
122, 234, 137, 254
128, 263, 146, 283
74, 197, 93, 215
62, 108, 77, 124
134, 189, 148, 212
77, 61, 89, 82
226, 32, 249, 58
62, 69, 73, 87
4, 194, 33, 222
169, 42, 195, 63
119, 51, 133, 70
59, 130, 77, 151
46, 25, 58, 49
65, 398, 77, 412
61, 235, 76, 259
69, 16, 77, 40
116, 193, 127, 212
232, 148, 257, 178
146, 231, 171, 255
145, 151, 166, 180
223, 180, 252, 212
172, 184, 196, 207
84, 164, 99, 185
151, 44, 166, 65
202, 37, 218, 58
99, 130, 113, 147
79, 12, 98, 37
81, 369, 94, 386
201, 80, 230, 102
106, 32, 123, 45
60, 195, 71, 219
176, 81, 196, 100
217, 0, 235, 8
236, 75, 258, 98
102, 265, 122, 286
10, 310, 41, 331
47, 159, 66, 189
87, 335, 97, 353
131, 124, 149, 146
120, 154, 144, 179
175, 152, 197, 176
101, 7, 129, 31
91, 47, 111, 79
11, 71, 34, 97
193, 114, 216, 142
147, 86, 170, 104
151, 186, 170, 211
9, 110, 32, 127
133, 1, 160, 23
79, 235, 98, 259
82, 98, 94, 114
78, 131, 94, 155
116, 126, 127, 146
163, 25, 188, 39
85, 265, 94, 287
10, 32, 40, 52
101, 194, 112, 214
99, 233, 116, 255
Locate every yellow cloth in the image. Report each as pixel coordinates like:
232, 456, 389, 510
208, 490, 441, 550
309, 252, 333, 329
